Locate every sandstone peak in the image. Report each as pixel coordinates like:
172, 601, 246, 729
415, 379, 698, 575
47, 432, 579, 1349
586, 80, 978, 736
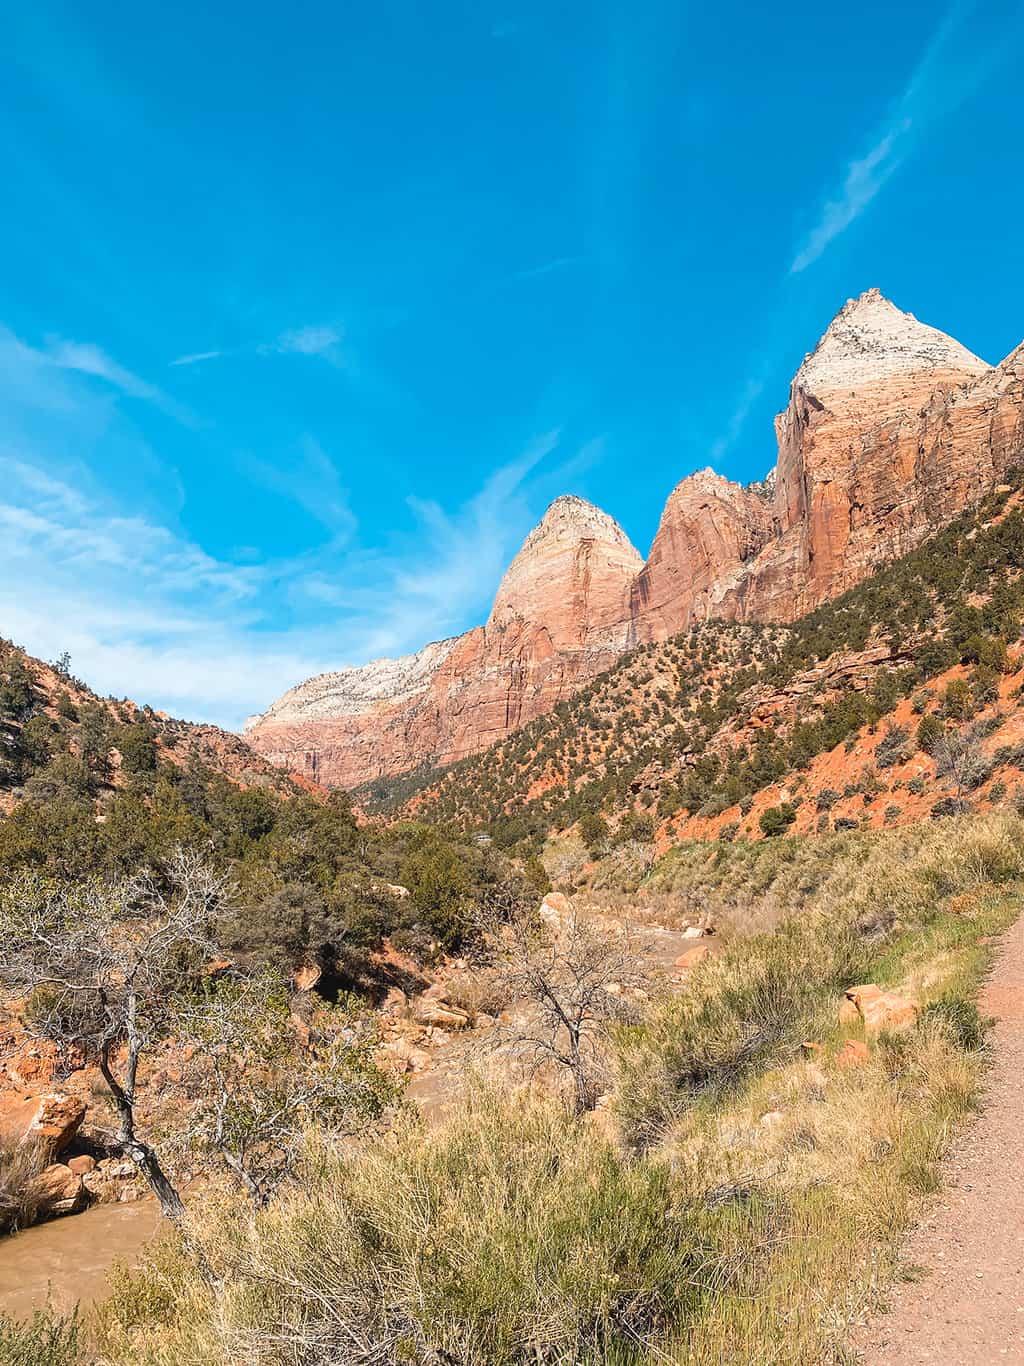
247, 292, 1022, 792
666, 467, 746, 502
795, 288, 989, 394
488, 496, 641, 638
523, 494, 639, 554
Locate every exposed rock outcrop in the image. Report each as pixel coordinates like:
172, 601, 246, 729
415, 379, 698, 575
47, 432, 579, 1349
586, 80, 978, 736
249, 497, 643, 788
247, 291, 1024, 789
630, 469, 777, 640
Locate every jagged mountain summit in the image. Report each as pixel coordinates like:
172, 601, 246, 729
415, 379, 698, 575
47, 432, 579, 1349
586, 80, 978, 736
246, 289, 1024, 788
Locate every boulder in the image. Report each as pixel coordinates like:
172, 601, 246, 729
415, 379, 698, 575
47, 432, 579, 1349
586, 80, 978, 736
82, 1158, 145, 1204
674, 945, 711, 970
29, 1163, 86, 1217
416, 999, 471, 1030
539, 892, 571, 925
836, 1040, 870, 1069
381, 1037, 432, 1073
843, 984, 920, 1034
25, 1093, 86, 1156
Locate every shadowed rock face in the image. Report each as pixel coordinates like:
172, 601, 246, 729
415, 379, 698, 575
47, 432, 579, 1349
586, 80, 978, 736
247, 290, 1024, 789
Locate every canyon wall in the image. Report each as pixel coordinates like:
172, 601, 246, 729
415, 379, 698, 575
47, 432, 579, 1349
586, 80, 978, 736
247, 290, 1024, 788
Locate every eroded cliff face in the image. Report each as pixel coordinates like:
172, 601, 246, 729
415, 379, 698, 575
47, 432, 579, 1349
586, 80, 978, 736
249, 497, 643, 788
630, 469, 777, 641
730, 289, 999, 620
247, 291, 1024, 789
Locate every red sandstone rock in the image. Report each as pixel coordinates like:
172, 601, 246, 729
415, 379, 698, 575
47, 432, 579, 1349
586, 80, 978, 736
836, 1039, 870, 1069
246, 291, 1024, 791
292, 963, 322, 992
0, 1092, 86, 1157
29, 1163, 86, 1217
674, 945, 711, 970
844, 984, 920, 1035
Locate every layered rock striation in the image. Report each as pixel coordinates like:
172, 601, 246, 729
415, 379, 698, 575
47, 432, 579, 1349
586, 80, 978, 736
247, 290, 1024, 788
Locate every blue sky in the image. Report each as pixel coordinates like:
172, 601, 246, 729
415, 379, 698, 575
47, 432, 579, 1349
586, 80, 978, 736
3, 0, 1023, 729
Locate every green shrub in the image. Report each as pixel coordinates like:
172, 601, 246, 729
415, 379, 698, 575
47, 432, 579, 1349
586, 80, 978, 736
876, 725, 912, 769
916, 714, 944, 752
920, 996, 989, 1052
758, 803, 797, 838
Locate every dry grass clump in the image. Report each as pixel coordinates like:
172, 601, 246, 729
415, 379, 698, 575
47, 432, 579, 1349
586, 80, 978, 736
0, 1308, 79, 1366
615, 815, 1019, 1153
95, 1087, 726, 1366
0, 1133, 49, 1234
613, 917, 868, 1149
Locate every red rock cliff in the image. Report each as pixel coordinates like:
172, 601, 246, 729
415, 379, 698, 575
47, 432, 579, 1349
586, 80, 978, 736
246, 291, 1024, 788
247, 497, 642, 788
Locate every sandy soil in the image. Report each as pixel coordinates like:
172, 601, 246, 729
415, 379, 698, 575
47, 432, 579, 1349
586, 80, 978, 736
855, 913, 1024, 1363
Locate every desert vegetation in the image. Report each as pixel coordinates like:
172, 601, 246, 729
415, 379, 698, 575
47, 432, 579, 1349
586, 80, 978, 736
0, 811, 1014, 1364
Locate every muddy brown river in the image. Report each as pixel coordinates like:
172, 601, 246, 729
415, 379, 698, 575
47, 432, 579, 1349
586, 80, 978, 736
0, 1201, 160, 1321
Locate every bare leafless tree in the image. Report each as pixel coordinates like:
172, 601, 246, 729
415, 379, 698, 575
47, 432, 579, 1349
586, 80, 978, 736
484, 885, 649, 1114
0, 848, 231, 1220
173, 971, 397, 1210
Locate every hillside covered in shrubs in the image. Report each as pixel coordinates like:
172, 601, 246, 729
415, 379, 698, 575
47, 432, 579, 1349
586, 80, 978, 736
360, 473, 1024, 850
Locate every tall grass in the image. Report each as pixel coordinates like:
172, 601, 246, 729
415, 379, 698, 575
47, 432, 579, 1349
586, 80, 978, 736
96, 1087, 738, 1365
0, 1133, 49, 1235
646, 813, 1024, 930
617, 813, 1024, 1149
0, 1310, 79, 1366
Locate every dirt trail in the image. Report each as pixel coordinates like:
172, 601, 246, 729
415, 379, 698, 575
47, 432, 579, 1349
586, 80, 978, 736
856, 914, 1024, 1363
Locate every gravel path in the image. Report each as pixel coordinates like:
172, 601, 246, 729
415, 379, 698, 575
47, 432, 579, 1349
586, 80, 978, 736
856, 913, 1024, 1363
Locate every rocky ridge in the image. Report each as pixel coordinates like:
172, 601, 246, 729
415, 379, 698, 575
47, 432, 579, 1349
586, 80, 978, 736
247, 290, 1024, 789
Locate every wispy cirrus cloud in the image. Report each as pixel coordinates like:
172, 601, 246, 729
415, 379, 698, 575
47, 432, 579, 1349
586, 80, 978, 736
170, 350, 222, 367
0, 324, 192, 424
709, 377, 766, 463
244, 433, 359, 540
790, 1, 1015, 273
0, 327, 577, 726
274, 324, 343, 359
513, 256, 584, 281
791, 125, 911, 274
171, 323, 345, 369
